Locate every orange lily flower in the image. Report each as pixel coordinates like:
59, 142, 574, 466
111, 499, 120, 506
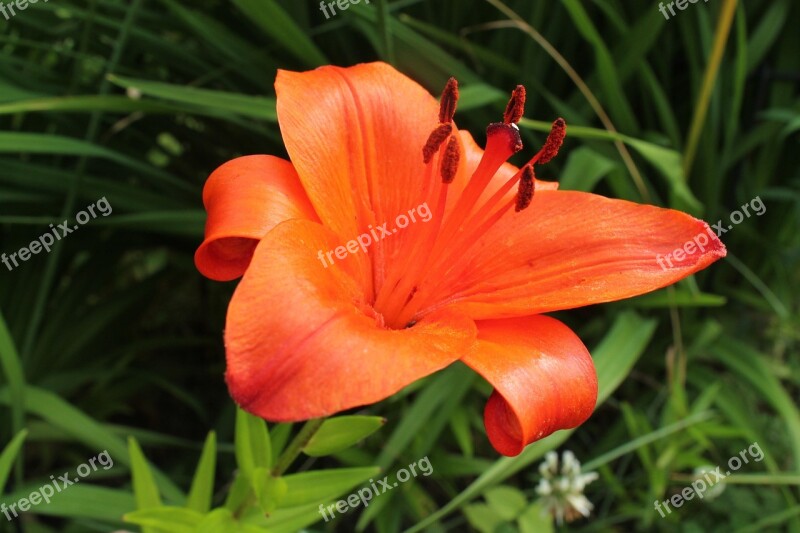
195, 62, 725, 456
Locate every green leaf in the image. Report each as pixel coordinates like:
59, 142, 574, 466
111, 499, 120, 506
128, 437, 162, 511
0, 132, 190, 193
625, 136, 703, 212
231, 0, 327, 67
484, 485, 528, 521
0, 386, 186, 503
223, 472, 251, 514
186, 431, 217, 513
107, 75, 277, 121
0, 430, 27, 493
0, 310, 25, 454
197, 508, 238, 532
457, 84, 507, 111
464, 503, 505, 533
0, 95, 192, 116
303, 416, 386, 457
234, 408, 272, 478
624, 287, 727, 308
255, 501, 332, 532
518, 503, 554, 533
560, 146, 617, 192
376, 364, 473, 470
0, 484, 134, 522
280, 467, 381, 508
252, 467, 288, 514
519, 119, 703, 212
124, 506, 204, 532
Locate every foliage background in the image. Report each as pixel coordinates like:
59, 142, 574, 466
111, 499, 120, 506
0, 0, 798, 531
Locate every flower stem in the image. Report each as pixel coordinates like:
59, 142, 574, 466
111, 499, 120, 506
271, 418, 325, 476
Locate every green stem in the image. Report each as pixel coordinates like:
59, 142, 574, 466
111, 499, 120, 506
682, 0, 738, 179
271, 418, 325, 476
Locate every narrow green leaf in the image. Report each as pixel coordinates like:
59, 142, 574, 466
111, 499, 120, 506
222, 472, 251, 514
280, 467, 381, 508
0, 484, 134, 522
0, 310, 25, 455
0, 430, 27, 493
231, 0, 327, 66
0, 386, 185, 504
124, 506, 204, 532
623, 288, 727, 308
303, 416, 386, 457
234, 408, 272, 478
128, 437, 162, 510
107, 75, 277, 121
0, 95, 188, 116
580, 410, 715, 472
560, 146, 617, 192
519, 119, 703, 212
186, 431, 217, 513
197, 508, 238, 532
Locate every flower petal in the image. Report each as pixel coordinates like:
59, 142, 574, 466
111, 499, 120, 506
439, 190, 726, 319
195, 155, 317, 281
276, 62, 440, 244
462, 315, 597, 456
225, 219, 477, 421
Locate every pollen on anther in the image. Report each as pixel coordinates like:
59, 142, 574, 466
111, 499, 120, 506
537, 118, 566, 164
422, 123, 453, 164
440, 135, 461, 184
438, 77, 459, 124
515, 165, 536, 212
503, 85, 526, 124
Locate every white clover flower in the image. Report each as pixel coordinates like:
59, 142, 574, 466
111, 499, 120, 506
535, 450, 598, 524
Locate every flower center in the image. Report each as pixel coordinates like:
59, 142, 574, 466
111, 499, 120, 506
373, 78, 566, 329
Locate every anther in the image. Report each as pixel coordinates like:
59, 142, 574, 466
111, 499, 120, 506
422, 123, 453, 164
535, 118, 566, 165
440, 135, 461, 184
438, 77, 459, 124
515, 165, 535, 212
503, 85, 526, 124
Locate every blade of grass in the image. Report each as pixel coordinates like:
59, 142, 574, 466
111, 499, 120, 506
682, 0, 738, 178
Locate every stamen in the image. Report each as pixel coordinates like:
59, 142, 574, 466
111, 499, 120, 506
382, 77, 567, 329
503, 85, 526, 124
438, 77, 459, 124
422, 123, 453, 164
487, 122, 523, 154
532, 118, 566, 165
440, 135, 460, 184
515, 165, 535, 212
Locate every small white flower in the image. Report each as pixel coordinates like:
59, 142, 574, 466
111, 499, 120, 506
535, 450, 598, 525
